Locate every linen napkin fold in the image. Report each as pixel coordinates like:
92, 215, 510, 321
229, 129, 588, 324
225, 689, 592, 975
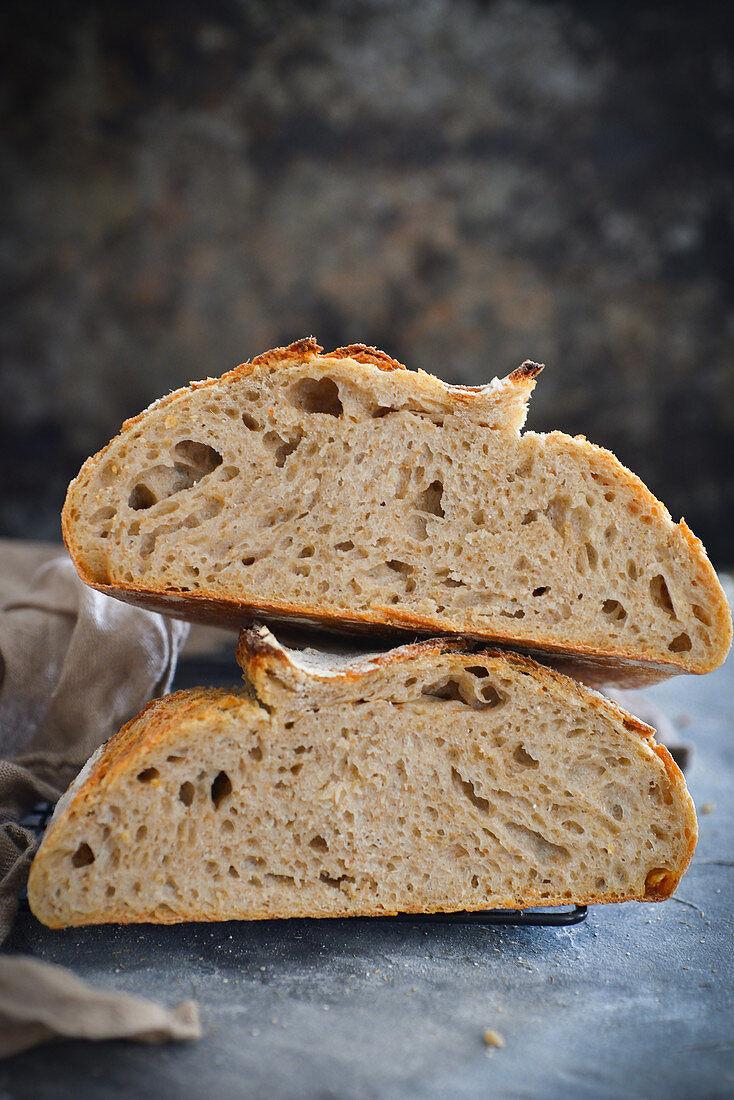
0, 542, 200, 1055
0, 957, 200, 1057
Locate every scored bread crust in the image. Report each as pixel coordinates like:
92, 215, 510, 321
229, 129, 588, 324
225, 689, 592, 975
28, 628, 697, 928
62, 339, 732, 687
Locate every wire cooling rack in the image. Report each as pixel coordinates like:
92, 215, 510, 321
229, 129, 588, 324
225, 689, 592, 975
394, 906, 587, 926
21, 801, 587, 926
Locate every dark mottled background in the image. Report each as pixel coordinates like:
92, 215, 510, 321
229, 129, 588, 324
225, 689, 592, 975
1, 1, 733, 561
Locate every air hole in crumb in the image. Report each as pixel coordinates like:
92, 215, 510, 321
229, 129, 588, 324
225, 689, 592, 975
242, 557, 257, 567
291, 376, 343, 416
602, 599, 627, 621
211, 770, 232, 809
264, 428, 304, 467
178, 781, 195, 807
410, 515, 428, 540
692, 604, 711, 626
249, 745, 263, 762
464, 665, 489, 678
650, 574, 676, 618
532, 586, 549, 597
612, 804, 624, 820
422, 677, 463, 702
451, 767, 489, 813
173, 440, 223, 473
386, 559, 412, 575
319, 871, 353, 889
91, 505, 117, 523
241, 412, 260, 430
513, 744, 539, 768
480, 683, 505, 707
137, 767, 159, 783
521, 510, 537, 525
334, 540, 354, 552
669, 632, 692, 653
129, 484, 157, 510
309, 835, 329, 853
544, 494, 570, 535
72, 842, 95, 868
228, 865, 240, 878
416, 480, 445, 517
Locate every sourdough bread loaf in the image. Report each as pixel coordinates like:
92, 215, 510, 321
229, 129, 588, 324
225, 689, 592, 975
62, 339, 731, 687
28, 627, 696, 928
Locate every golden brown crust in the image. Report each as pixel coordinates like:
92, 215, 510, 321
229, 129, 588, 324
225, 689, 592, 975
329, 344, 406, 371
251, 337, 323, 366
509, 360, 544, 382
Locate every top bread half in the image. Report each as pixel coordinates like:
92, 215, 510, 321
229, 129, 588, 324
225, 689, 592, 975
62, 339, 731, 686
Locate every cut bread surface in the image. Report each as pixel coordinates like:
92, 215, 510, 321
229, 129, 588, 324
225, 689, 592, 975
62, 339, 731, 686
28, 628, 696, 928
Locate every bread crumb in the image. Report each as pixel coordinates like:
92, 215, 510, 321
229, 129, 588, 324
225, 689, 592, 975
701, 802, 715, 814
484, 1029, 505, 1048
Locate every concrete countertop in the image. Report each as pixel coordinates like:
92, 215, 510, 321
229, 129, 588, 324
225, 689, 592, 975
2, 648, 733, 1099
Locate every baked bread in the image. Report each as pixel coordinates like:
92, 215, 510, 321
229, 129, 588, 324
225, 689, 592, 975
28, 627, 696, 928
62, 338, 731, 686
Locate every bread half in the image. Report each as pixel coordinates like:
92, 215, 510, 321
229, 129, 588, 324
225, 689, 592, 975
28, 627, 696, 928
61, 339, 731, 686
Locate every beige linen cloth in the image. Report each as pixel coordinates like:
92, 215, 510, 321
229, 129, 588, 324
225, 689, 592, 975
0, 540, 200, 1056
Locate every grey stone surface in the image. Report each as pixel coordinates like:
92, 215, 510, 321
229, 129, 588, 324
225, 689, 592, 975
2, 647, 733, 1098
1, 2, 733, 560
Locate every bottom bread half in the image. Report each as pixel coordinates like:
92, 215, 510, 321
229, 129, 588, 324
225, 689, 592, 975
28, 629, 697, 927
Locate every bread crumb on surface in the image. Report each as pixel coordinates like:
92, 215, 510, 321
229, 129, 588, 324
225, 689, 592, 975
701, 802, 716, 814
484, 1029, 505, 1048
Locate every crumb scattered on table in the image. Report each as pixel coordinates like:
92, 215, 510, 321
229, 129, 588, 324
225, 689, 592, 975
484, 1029, 505, 1048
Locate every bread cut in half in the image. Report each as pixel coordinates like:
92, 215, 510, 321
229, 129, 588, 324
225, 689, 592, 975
28, 627, 696, 928
62, 338, 731, 686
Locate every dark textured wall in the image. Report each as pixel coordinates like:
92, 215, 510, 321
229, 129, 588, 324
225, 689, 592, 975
1, 1, 733, 561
